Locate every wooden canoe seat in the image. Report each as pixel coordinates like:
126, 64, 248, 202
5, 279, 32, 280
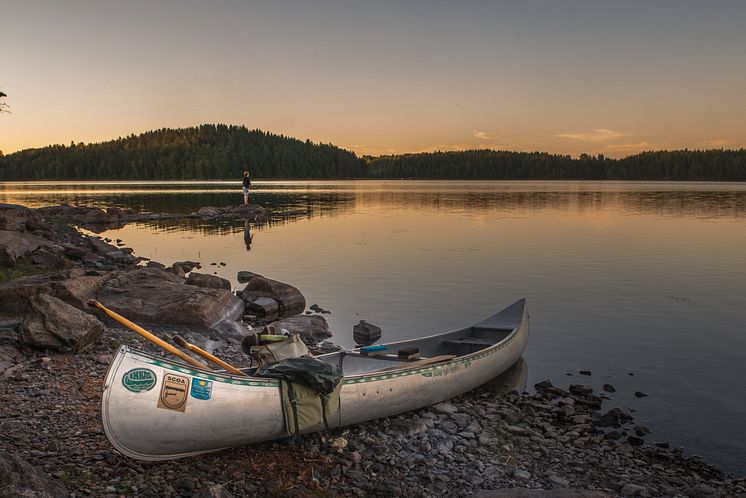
442, 337, 496, 348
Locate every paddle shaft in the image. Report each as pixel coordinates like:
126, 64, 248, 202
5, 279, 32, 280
173, 336, 246, 376
87, 300, 211, 371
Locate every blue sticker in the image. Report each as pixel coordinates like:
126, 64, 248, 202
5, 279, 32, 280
190, 377, 213, 400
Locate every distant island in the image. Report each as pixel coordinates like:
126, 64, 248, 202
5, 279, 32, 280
1, 124, 745, 181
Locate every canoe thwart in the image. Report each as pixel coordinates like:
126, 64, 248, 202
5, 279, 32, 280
371, 354, 457, 373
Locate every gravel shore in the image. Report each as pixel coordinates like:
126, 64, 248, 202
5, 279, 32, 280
1, 332, 744, 497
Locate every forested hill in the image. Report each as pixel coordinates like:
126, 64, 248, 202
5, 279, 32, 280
364, 149, 746, 181
2, 125, 745, 181
0, 125, 366, 180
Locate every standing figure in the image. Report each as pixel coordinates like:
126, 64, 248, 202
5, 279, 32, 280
242, 170, 252, 205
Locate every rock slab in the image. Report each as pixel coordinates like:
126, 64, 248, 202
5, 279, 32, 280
19, 294, 104, 353
97, 268, 243, 328
0, 450, 69, 498
186, 272, 231, 290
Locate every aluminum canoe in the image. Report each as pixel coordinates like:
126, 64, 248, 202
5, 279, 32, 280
101, 298, 529, 460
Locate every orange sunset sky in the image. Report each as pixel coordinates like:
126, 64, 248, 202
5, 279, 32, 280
2, 0, 745, 158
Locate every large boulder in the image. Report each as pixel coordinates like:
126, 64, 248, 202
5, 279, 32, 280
186, 272, 231, 290
19, 294, 104, 353
0, 230, 54, 267
241, 276, 305, 312
97, 268, 243, 327
267, 315, 331, 344
0, 450, 69, 498
0, 203, 43, 231
0, 269, 109, 314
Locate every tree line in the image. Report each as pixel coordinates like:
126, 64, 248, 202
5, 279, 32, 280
1, 124, 745, 181
0, 125, 365, 180
364, 149, 746, 181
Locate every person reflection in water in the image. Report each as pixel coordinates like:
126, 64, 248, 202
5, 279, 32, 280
244, 219, 253, 251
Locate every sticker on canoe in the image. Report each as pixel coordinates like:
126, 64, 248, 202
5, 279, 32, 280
157, 373, 189, 412
122, 368, 157, 393
190, 377, 213, 400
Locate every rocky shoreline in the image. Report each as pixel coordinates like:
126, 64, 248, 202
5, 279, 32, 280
1, 202, 744, 497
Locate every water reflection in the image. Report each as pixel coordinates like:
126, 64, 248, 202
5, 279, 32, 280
4, 181, 746, 224
478, 357, 528, 396
244, 220, 253, 251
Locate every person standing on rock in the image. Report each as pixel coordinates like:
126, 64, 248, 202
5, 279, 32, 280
242, 170, 252, 205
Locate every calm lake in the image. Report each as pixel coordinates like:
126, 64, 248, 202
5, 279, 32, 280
3, 180, 745, 474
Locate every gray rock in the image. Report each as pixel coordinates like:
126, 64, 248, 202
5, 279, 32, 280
87, 237, 119, 255
186, 272, 231, 290
597, 407, 634, 428
242, 276, 305, 311
434, 402, 459, 415
0, 449, 69, 498
513, 469, 532, 480
266, 315, 331, 343
390, 419, 428, 437
27, 247, 65, 268
194, 484, 235, 498
0, 230, 54, 267
547, 473, 570, 487
198, 206, 223, 217
0, 318, 22, 331
505, 425, 531, 436
145, 261, 166, 270
97, 268, 243, 328
167, 263, 186, 278
174, 260, 200, 272
246, 297, 279, 315
19, 294, 104, 353
237, 271, 261, 283
569, 384, 593, 395
620, 483, 649, 497
689, 483, 718, 497
226, 204, 269, 221
0, 203, 44, 231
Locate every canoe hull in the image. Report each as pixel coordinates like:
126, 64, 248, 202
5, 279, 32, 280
102, 299, 529, 460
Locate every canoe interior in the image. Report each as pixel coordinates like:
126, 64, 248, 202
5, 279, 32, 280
313, 298, 525, 376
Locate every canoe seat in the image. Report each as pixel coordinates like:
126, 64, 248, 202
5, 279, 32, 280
442, 337, 497, 348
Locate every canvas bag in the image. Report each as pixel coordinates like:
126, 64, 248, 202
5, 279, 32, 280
249, 333, 309, 367
257, 356, 344, 436
279, 379, 342, 436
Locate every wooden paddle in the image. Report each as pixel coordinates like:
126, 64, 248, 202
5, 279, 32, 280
173, 335, 247, 376
87, 300, 211, 371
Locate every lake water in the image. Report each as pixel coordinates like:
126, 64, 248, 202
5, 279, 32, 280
3, 180, 745, 474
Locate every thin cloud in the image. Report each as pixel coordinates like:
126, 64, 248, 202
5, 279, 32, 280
604, 141, 664, 153
555, 129, 627, 143
473, 130, 492, 140
700, 139, 730, 148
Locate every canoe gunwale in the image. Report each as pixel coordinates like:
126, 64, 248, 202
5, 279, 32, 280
106, 298, 528, 385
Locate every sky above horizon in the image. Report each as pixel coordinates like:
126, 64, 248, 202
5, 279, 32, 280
2, 0, 746, 158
